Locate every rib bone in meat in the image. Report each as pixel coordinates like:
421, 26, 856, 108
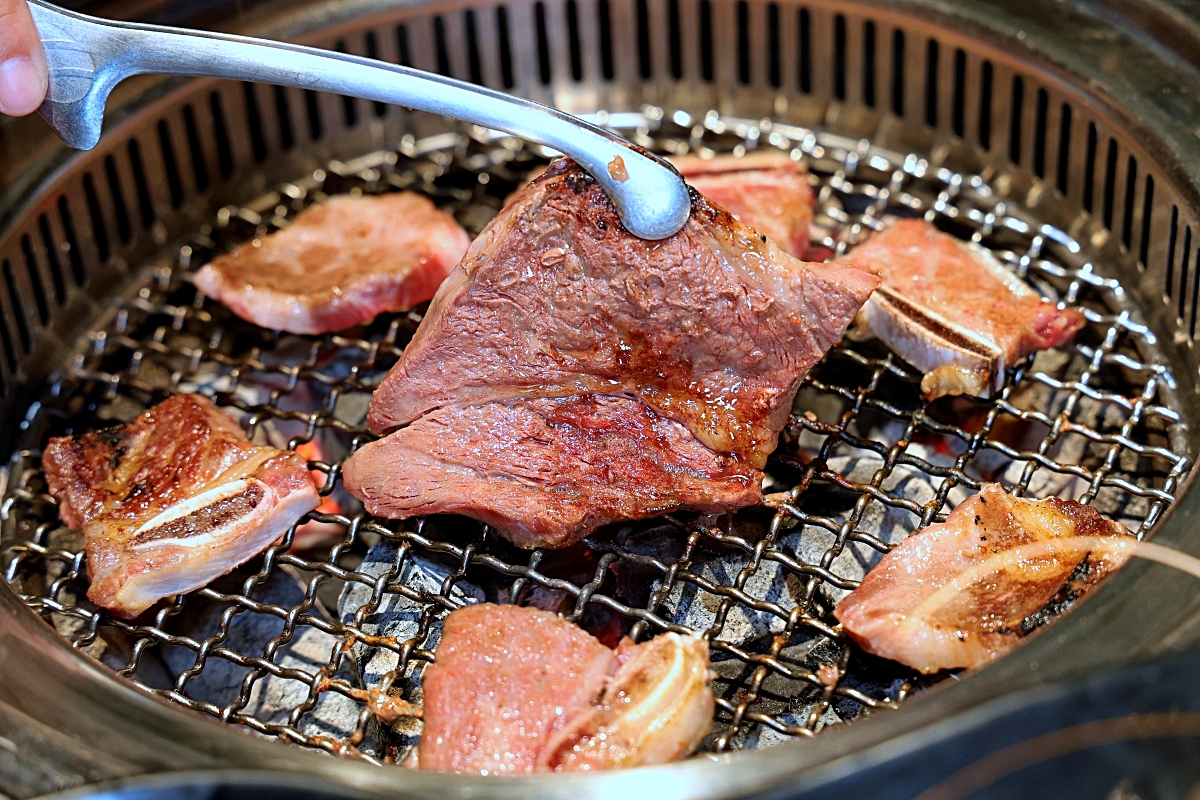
838, 219, 1085, 400
42, 393, 320, 617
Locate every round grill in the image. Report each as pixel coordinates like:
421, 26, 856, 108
1, 112, 1189, 764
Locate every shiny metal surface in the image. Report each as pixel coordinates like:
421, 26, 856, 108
3, 0, 1200, 798
27, 0, 690, 239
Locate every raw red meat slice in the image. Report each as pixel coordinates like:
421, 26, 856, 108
418, 603, 618, 774
194, 193, 470, 335
837, 219, 1086, 399
367, 159, 878, 468
42, 393, 320, 617
418, 603, 713, 774
673, 152, 814, 257
834, 484, 1132, 673
343, 394, 762, 549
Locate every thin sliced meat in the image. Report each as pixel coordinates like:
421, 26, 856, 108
366, 159, 879, 468
672, 152, 814, 257
194, 193, 470, 335
834, 484, 1132, 673
538, 631, 714, 772
418, 603, 619, 774
837, 219, 1085, 400
343, 394, 762, 549
418, 603, 713, 774
42, 393, 320, 618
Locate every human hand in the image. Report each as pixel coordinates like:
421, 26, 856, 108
0, 0, 48, 116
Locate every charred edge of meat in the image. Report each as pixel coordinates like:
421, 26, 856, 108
1006, 557, 1095, 637
129, 483, 266, 546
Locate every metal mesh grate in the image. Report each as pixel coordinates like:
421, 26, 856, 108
0, 110, 1191, 764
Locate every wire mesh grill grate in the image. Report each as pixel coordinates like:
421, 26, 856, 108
0, 110, 1191, 764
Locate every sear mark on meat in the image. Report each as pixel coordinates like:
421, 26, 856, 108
417, 603, 713, 774
343, 394, 763, 549
129, 482, 265, 547
194, 193, 470, 335
365, 158, 879, 468
834, 483, 1131, 673
838, 219, 1086, 400
42, 393, 320, 618
672, 152, 815, 258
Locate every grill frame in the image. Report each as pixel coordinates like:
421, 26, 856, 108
4, 0, 1200, 797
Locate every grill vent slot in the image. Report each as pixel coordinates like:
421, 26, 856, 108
20, 235, 49, 326
1084, 122, 1098, 212
833, 13, 846, 100
668, 0, 683, 80
636, 0, 651, 79
1056, 102, 1071, 195
433, 18, 453, 78
597, 0, 614, 80
209, 92, 234, 179
924, 38, 938, 127
127, 139, 155, 230
1178, 225, 1191, 321
952, 48, 965, 137
799, 8, 812, 94
1140, 175, 1155, 269
535, 2, 552, 84
1167, 204, 1179, 300
738, 1, 751, 85
103, 155, 131, 245
242, 83, 269, 161
890, 28, 903, 114
36, 216, 66, 307
156, 121, 185, 209
2, 259, 31, 354
81, 173, 110, 264
465, 10, 485, 85
1103, 136, 1118, 231
862, 20, 876, 107
1032, 87, 1048, 179
182, 104, 210, 191
1123, 155, 1138, 249
57, 196, 86, 287
273, 87, 295, 151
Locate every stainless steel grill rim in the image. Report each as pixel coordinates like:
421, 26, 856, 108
3, 0, 1200, 797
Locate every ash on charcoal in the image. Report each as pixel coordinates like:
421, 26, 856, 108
160, 568, 374, 752
337, 540, 484, 688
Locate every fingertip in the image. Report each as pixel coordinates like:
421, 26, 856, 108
0, 55, 47, 116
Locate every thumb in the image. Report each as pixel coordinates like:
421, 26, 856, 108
0, 0, 48, 116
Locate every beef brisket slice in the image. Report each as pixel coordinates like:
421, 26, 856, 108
366, 159, 879, 468
343, 394, 762, 549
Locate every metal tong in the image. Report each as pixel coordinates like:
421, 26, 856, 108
27, 0, 690, 240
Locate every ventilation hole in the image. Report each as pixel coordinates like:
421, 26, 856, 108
535, 3, 553, 85
241, 82, 268, 162
1056, 102, 1071, 194
763, 4, 781, 88
1167, 205, 1179, 299
949, 48, 966, 137
19, 236, 49, 326
396, 23, 412, 67
82, 173, 110, 263
1103, 137, 1118, 231
1083, 122, 1098, 213
737, 1, 751, 85
561, 0, 582, 82
1140, 175, 1155, 269
700, 0, 714, 83
668, 0, 683, 80
1120, 155, 1139, 249
1190, 243, 1200, 335
57, 196, 86, 286
2, 260, 31, 354
598, 0, 614, 80
924, 39, 938, 127
334, 42, 360, 126
182, 104, 210, 191
304, 90, 322, 141
890, 28, 904, 115
156, 121, 184, 208
495, 9, 514, 88
862, 20, 876, 108
0, 267, 15, 370
833, 14, 846, 100
1032, 88, 1048, 179
432, 18, 453, 78
126, 141, 154, 232
1179, 226, 1191, 321
209, 92, 234, 178
799, 8, 812, 94
364, 32, 389, 115
978, 60, 993, 150
465, 10, 484, 85
1009, 75, 1024, 165
37, 215, 66, 305
103, 155, 131, 245
636, 0, 652, 80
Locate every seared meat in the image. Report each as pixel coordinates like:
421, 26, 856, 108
672, 152, 814, 258
418, 603, 713, 774
834, 484, 1131, 673
42, 394, 320, 618
343, 394, 762, 549
194, 193, 470, 335
838, 219, 1085, 400
538, 631, 714, 772
367, 159, 878, 467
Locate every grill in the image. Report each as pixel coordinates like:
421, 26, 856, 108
2, 0, 1200, 797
